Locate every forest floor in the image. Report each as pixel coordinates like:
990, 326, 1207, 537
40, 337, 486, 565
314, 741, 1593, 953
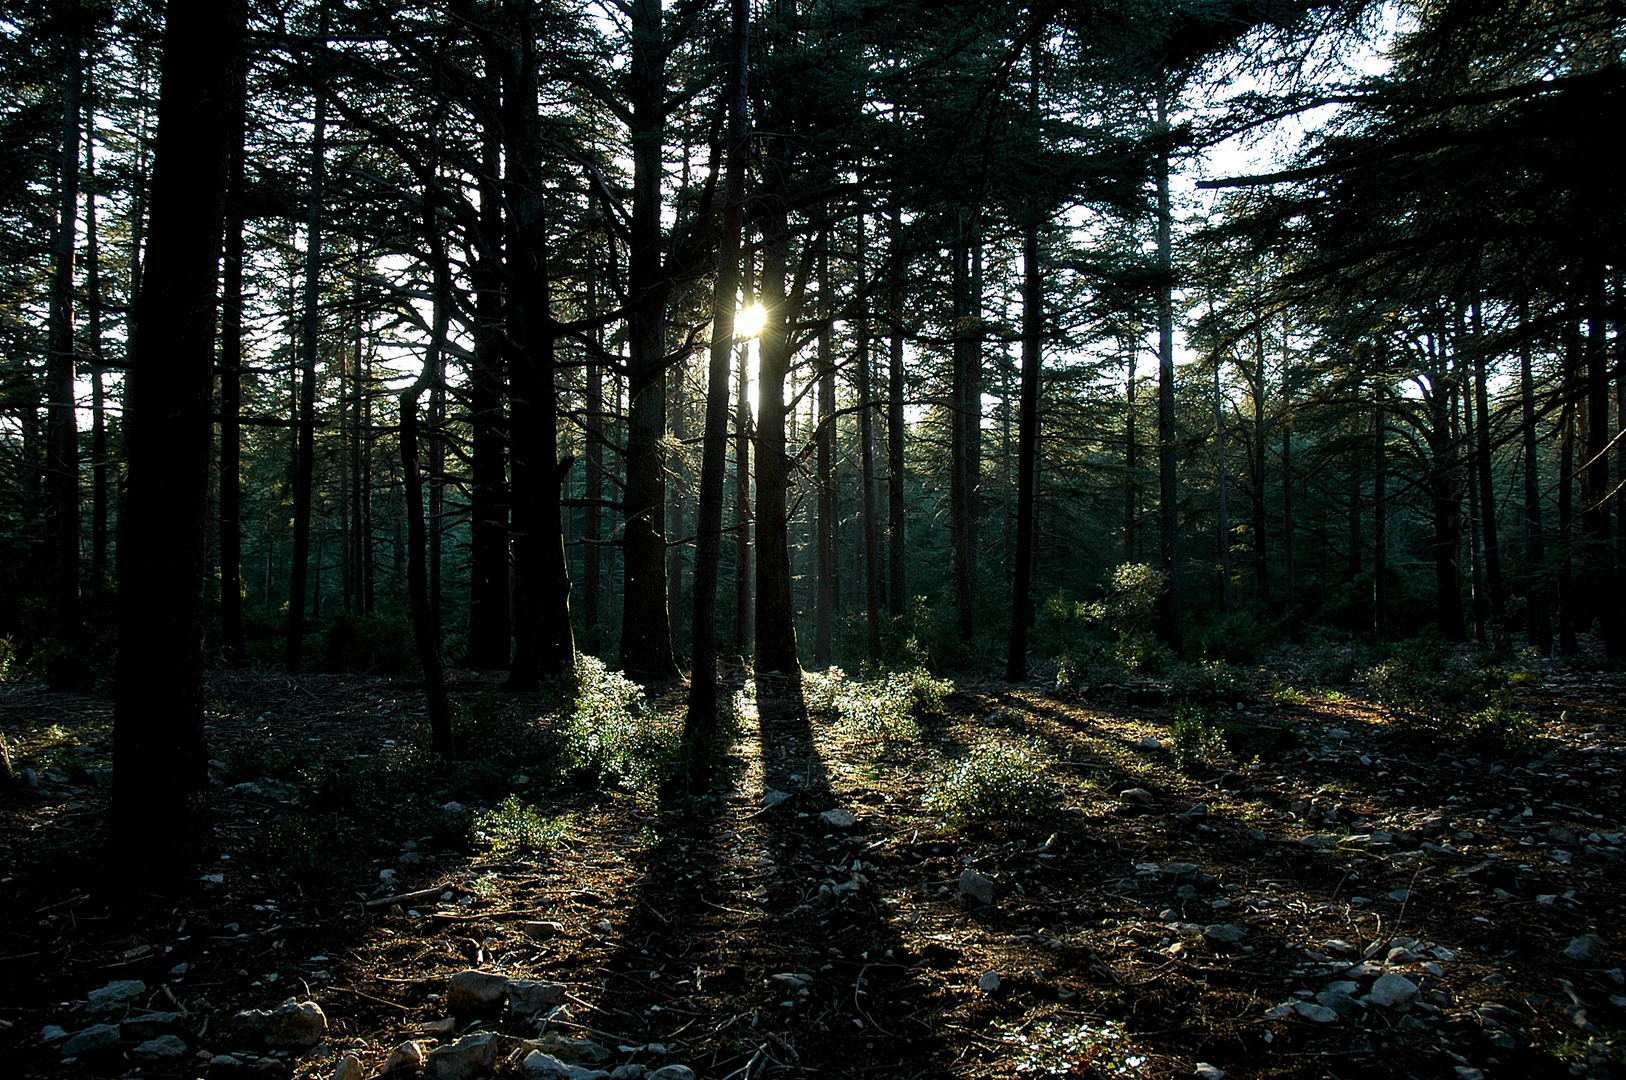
1, 647, 1624, 1080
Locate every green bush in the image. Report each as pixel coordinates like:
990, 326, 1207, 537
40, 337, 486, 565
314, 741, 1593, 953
924, 740, 1052, 827
1168, 706, 1228, 768
472, 795, 571, 853
1364, 641, 1543, 755
561, 654, 681, 792
1167, 659, 1254, 702
807, 666, 954, 743
1059, 564, 1173, 677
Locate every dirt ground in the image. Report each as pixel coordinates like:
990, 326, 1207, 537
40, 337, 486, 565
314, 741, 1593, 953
1, 654, 1622, 1080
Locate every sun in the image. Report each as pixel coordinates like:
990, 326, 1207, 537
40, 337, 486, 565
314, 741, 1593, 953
735, 302, 767, 339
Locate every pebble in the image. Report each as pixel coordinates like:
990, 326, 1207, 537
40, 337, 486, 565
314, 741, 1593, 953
384, 1041, 425, 1072
1387, 889, 1412, 902
330, 1053, 366, 1080
1293, 1001, 1339, 1022
1194, 1065, 1224, 1080
85, 979, 146, 1011
425, 1032, 502, 1080
1203, 924, 1246, 944
229, 999, 327, 1048
60, 1023, 120, 1056
959, 869, 995, 904
978, 970, 1001, 993
524, 921, 565, 941
761, 790, 792, 808
647, 1068, 696, 1080
447, 970, 509, 1015
1366, 972, 1419, 1007
1120, 787, 1155, 806
40, 1025, 68, 1043
132, 1035, 189, 1060
510, 979, 567, 1017
819, 808, 857, 830
1564, 934, 1608, 963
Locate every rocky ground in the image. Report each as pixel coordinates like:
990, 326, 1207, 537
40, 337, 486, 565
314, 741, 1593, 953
1, 652, 1623, 1080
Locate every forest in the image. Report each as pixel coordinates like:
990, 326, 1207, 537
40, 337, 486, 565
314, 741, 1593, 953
0, 0, 1623, 1077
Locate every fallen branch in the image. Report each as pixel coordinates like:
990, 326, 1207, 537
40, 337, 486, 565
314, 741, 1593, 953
364, 885, 451, 909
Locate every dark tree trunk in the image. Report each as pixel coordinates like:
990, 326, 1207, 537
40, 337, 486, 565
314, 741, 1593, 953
401, 387, 454, 766
734, 254, 755, 657
1558, 327, 1578, 654
948, 216, 976, 644
502, 2, 574, 688
284, 53, 328, 672
887, 207, 907, 619
463, 129, 510, 668
1250, 324, 1269, 604
218, 75, 247, 664
1521, 327, 1551, 654
814, 247, 836, 667
1125, 341, 1137, 564
112, 0, 244, 885
1280, 328, 1295, 628
685, 0, 748, 740
1472, 306, 1506, 646
1006, 212, 1042, 681
1580, 276, 1621, 657
84, 94, 110, 597
45, 31, 83, 642
582, 346, 604, 656
1213, 351, 1233, 612
1464, 358, 1487, 643
1428, 337, 1466, 641
753, 209, 798, 675
618, 0, 678, 681
1154, 90, 1182, 653
1373, 392, 1388, 639
855, 208, 881, 661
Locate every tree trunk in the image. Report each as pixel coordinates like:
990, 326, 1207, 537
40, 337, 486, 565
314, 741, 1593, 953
1250, 323, 1269, 604
45, 31, 83, 642
887, 207, 907, 620
1580, 275, 1621, 657
618, 0, 678, 681
218, 72, 247, 664
1154, 89, 1182, 653
1464, 358, 1487, 643
735, 253, 755, 657
856, 208, 881, 661
1373, 392, 1388, 638
1472, 305, 1506, 646
502, 1, 574, 687
1125, 340, 1137, 564
949, 215, 976, 644
1521, 326, 1551, 654
112, 0, 244, 885
463, 128, 510, 668
1429, 336, 1466, 641
1006, 210, 1042, 681
401, 386, 454, 766
1213, 351, 1233, 613
1280, 327, 1295, 628
84, 91, 110, 597
814, 247, 836, 667
753, 209, 798, 674
284, 47, 329, 672
685, 0, 748, 740
1558, 327, 1578, 654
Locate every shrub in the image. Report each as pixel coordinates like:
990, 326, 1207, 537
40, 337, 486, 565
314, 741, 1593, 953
810, 666, 954, 743
1168, 707, 1228, 768
472, 796, 571, 853
1364, 641, 1543, 755
924, 740, 1052, 827
1167, 659, 1254, 702
1065, 564, 1173, 676
562, 655, 681, 792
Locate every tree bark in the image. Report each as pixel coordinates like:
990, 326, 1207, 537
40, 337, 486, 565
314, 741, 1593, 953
1521, 325, 1550, 654
753, 208, 798, 675
112, 0, 244, 885
284, 40, 329, 672
1213, 350, 1233, 613
45, 30, 83, 642
855, 208, 881, 661
1580, 275, 1621, 657
1471, 303, 1506, 646
218, 70, 247, 664
1373, 391, 1389, 639
502, 0, 574, 687
1154, 90, 1182, 653
735, 254, 755, 657
887, 207, 907, 619
618, 0, 678, 681
1428, 334, 1466, 641
1558, 325, 1578, 653
1280, 330, 1295, 628
814, 247, 836, 667
401, 386, 454, 766
1006, 209, 1042, 680
949, 215, 977, 644
84, 85, 110, 598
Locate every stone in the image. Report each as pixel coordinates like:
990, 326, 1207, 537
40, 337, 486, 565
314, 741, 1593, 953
1366, 973, 1420, 1008
509, 979, 568, 1017
133, 1035, 189, 1060
1386, 947, 1420, 965
330, 1054, 367, 1080
41, 1025, 68, 1043
769, 973, 813, 990
85, 978, 146, 1011
1550, 825, 1579, 845
1314, 990, 1363, 1017
978, 970, 1001, 993
425, 1032, 502, 1080
647, 1067, 696, 1080
959, 868, 995, 904
761, 790, 791, 808
230, 999, 328, 1048
1203, 924, 1246, 944
608, 1068, 648, 1080
447, 970, 509, 1015
1564, 934, 1608, 963
523, 921, 565, 942
1387, 889, 1412, 902
61, 1023, 120, 1055
384, 1041, 425, 1073
1159, 862, 1199, 878
123, 1011, 185, 1039
1293, 1002, 1338, 1023
819, 808, 857, 830
1180, 803, 1209, 822
1194, 1065, 1225, 1080
545, 1038, 611, 1063
1140, 736, 1163, 749
1120, 787, 1155, 806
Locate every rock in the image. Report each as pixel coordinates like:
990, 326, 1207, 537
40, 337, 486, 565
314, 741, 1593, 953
761, 790, 791, 808
523, 921, 565, 942
1550, 825, 1579, 845
133, 1035, 189, 1060
1326, 729, 1351, 740
331, 1054, 367, 1080
1203, 924, 1246, 944
546, 1037, 611, 1063
1386, 947, 1420, 965
230, 999, 328, 1049
41, 1025, 68, 1043
509, 979, 567, 1017
447, 970, 509, 1015
1293, 1002, 1339, 1023
85, 978, 146, 1011
1454, 1069, 1485, 1080
61, 1023, 120, 1055
209, 1054, 245, 1068
1139, 736, 1163, 749
959, 868, 995, 904
978, 970, 1001, 993
1179, 803, 1209, 822
1387, 889, 1413, 902
819, 808, 857, 830
769, 972, 813, 990
1120, 787, 1155, 806
1314, 990, 1363, 1017
1194, 1065, 1225, 1080
1366, 973, 1420, 1008
647, 1067, 696, 1080
384, 1041, 425, 1072
122, 1011, 184, 1039
608, 1068, 647, 1080
522, 1053, 611, 1080
1564, 934, 1608, 963
425, 1033, 502, 1080
1159, 862, 1199, 878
